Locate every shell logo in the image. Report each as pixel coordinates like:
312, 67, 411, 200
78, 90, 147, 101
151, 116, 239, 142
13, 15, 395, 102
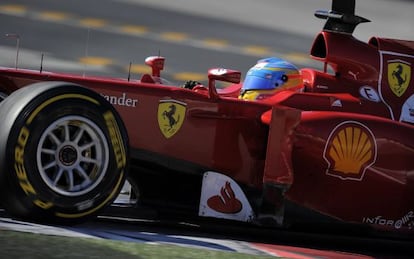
323, 121, 377, 181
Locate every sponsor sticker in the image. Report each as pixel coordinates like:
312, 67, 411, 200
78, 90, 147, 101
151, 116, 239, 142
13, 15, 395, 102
387, 60, 411, 97
363, 211, 414, 230
157, 99, 186, 139
323, 121, 377, 181
199, 171, 254, 222
359, 86, 381, 102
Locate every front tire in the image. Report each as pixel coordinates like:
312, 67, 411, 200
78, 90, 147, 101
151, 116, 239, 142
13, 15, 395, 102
0, 81, 129, 223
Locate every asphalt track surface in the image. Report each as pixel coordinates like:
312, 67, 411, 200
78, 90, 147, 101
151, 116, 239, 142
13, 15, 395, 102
0, 0, 412, 82
0, 0, 414, 258
1, 202, 413, 258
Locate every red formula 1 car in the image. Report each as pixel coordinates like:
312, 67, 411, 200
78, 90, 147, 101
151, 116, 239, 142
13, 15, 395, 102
0, 0, 412, 237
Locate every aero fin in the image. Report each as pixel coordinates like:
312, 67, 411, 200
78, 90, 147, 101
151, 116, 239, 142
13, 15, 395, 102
314, 0, 370, 34
261, 107, 301, 186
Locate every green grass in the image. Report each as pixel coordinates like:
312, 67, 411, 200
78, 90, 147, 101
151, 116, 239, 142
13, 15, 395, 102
0, 230, 278, 258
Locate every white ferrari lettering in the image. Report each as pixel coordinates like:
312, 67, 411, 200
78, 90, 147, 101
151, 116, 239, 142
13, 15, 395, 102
363, 211, 414, 229
101, 93, 138, 107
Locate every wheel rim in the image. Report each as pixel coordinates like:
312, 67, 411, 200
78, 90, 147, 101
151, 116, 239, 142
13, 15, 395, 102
36, 115, 109, 197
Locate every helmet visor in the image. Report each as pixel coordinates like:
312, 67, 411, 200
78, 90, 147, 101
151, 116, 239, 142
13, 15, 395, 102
242, 75, 276, 91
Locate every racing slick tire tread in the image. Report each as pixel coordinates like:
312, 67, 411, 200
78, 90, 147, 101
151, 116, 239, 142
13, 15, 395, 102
0, 81, 129, 224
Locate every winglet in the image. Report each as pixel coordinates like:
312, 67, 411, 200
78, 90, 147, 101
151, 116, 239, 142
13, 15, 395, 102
315, 0, 370, 34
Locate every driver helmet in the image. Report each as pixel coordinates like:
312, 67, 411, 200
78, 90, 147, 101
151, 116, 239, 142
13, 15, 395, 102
239, 57, 302, 101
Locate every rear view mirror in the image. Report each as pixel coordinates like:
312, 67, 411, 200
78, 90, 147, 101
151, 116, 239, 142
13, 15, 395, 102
208, 68, 241, 83
145, 56, 165, 77
207, 68, 241, 100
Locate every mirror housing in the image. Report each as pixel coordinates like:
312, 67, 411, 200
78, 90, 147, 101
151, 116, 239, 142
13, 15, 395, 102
208, 68, 241, 83
145, 56, 165, 77
208, 68, 241, 99
207, 68, 241, 100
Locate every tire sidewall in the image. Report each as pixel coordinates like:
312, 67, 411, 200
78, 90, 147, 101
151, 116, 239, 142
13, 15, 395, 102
0, 82, 128, 222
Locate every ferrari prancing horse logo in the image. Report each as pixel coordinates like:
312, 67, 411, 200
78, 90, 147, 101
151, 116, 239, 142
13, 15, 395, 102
387, 60, 411, 97
157, 100, 186, 138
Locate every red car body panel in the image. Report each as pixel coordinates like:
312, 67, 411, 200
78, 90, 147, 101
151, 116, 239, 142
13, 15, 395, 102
0, 69, 275, 189
0, 1, 413, 236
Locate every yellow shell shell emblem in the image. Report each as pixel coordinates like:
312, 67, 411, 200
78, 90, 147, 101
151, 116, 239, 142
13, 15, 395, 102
158, 100, 186, 139
387, 61, 411, 97
324, 121, 377, 181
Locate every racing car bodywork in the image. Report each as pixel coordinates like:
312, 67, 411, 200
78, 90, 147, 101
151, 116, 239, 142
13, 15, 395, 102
0, 0, 413, 236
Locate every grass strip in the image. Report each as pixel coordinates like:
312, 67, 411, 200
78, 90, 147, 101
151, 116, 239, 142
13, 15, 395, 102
0, 230, 277, 258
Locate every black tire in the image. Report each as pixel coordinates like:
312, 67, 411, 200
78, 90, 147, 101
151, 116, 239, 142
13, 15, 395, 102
0, 81, 129, 223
